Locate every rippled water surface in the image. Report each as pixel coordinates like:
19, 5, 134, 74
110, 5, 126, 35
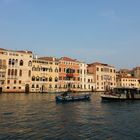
0, 93, 140, 140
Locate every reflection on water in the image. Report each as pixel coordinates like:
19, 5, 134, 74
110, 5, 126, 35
0, 93, 140, 140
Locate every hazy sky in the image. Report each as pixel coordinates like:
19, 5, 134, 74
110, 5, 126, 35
0, 0, 140, 69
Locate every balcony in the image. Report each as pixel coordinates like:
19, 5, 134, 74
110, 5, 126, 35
66, 73, 74, 77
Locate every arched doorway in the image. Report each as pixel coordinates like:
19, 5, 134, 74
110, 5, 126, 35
25, 84, 30, 93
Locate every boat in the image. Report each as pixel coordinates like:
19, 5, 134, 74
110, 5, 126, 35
55, 92, 91, 102
101, 87, 140, 101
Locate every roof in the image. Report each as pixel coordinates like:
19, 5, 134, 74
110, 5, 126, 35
0, 48, 32, 54
38, 57, 58, 61
88, 62, 115, 68
0, 48, 7, 51
59, 57, 78, 62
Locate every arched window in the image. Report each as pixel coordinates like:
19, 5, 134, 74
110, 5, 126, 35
19, 70, 22, 76
42, 77, 46, 81
36, 76, 39, 81
55, 68, 58, 73
49, 77, 52, 82
9, 59, 11, 65
55, 77, 58, 82
19, 60, 23, 66
32, 84, 35, 88
8, 69, 10, 75
36, 84, 39, 88
32, 76, 35, 81
15, 69, 17, 76
15, 59, 18, 64
49, 67, 53, 72
32, 67, 36, 71
12, 59, 15, 65
28, 61, 32, 66
11, 69, 14, 76
28, 70, 31, 77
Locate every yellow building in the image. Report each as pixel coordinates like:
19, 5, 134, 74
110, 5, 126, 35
117, 76, 139, 88
88, 62, 116, 91
31, 57, 59, 92
0, 48, 33, 93
0, 48, 7, 92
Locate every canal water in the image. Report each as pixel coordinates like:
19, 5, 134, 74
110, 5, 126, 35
0, 93, 140, 140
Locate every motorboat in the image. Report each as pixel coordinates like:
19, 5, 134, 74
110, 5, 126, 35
55, 92, 91, 102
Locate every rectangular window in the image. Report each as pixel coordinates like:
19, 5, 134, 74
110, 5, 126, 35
7, 80, 10, 84
19, 70, 22, 76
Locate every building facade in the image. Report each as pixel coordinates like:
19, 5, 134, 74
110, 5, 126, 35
31, 57, 59, 92
58, 57, 81, 91
133, 67, 140, 78
117, 76, 139, 88
0, 48, 7, 92
79, 62, 95, 91
0, 48, 33, 93
88, 62, 116, 91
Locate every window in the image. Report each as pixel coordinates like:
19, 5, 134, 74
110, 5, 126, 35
7, 87, 10, 89
13, 87, 16, 89
11, 69, 14, 76
32, 76, 35, 81
12, 59, 15, 65
49, 77, 52, 82
19, 80, 21, 84
28, 61, 32, 66
9, 59, 12, 65
97, 75, 99, 80
77, 69, 80, 73
49, 68, 53, 72
55, 77, 58, 82
28, 70, 31, 77
36, 85, 39, 88
14, 80, 16, 84
32, 84, 35, 88
20, 60, 23, 66
36, 77, 39, 81
55, 68, 58, 73
97, 67, 99, 71
19, 87, 21, 89
8, 69, 10, 75
15, 69, 17, 76
7, 80, 10, 84
19, 70, 22, 76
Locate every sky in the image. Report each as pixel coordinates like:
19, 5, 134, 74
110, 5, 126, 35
0, 0, 140, 69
